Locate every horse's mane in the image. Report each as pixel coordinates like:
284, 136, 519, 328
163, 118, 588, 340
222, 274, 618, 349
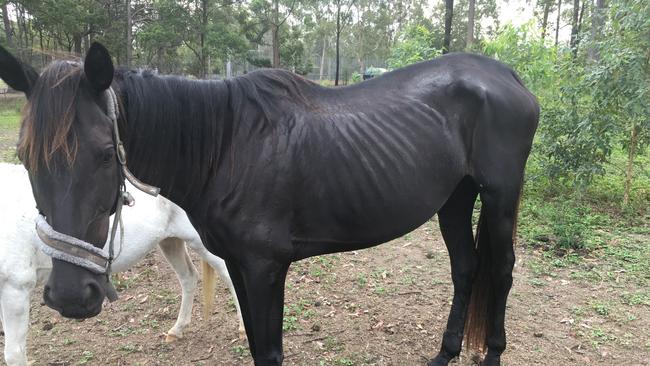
18, 60, 83, 171
113, 68, 317, 196
17, 59, 316, 192
114, 69, 231, 198
225, 69, 316, 119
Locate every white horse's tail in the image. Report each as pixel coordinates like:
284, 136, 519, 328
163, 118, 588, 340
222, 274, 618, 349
201, 260, 216, 319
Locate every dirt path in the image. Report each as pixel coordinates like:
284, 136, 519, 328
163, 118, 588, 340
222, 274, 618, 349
5, 219, 648, 366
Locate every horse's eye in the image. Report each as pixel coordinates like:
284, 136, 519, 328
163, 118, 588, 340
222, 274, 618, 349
102, 148, 115, 166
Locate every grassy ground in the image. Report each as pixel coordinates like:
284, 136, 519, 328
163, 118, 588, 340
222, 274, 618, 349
0, 94, 24, 163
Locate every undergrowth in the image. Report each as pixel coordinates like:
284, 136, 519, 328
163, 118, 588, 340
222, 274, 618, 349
518, 148, 648, 255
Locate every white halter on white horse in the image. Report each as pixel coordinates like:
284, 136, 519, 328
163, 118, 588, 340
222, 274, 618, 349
0, 163, 244, 366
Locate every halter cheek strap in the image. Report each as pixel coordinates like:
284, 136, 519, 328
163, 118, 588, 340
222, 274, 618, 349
105, 87, 160, 196
34, 86, 160, 303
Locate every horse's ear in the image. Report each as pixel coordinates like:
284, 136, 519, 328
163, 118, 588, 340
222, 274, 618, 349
84, 42, 114, 92
0, 45, 38, 97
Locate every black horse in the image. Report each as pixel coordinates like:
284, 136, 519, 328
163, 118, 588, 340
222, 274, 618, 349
0, 43, 538, 366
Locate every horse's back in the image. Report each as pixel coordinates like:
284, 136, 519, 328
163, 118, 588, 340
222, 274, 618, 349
207, 55, 538, 259
286, 54, 538, 252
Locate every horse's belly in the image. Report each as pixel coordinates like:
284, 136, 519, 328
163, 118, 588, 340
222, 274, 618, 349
292, 155, 463, 247
292, 99, 467, 246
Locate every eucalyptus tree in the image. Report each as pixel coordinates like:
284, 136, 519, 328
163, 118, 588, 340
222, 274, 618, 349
136, 0, 248, 77
249, 0, 301, 68
432, 0, 498, 52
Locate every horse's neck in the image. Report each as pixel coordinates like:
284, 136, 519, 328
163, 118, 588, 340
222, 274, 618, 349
118, 75, 230, 210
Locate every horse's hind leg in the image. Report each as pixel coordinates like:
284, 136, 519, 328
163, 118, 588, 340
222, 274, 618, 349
477, 184, 522, 366
187, 239, 246, 338
158, 237, 199, 342
428, 177, 479, 366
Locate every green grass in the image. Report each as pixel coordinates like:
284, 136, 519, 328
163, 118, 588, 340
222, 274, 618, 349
0, 95, 24, 163
0, 109, 21, 129
520, 149, 649, 358
0, 96, 24, 126
519, 146, 649, 257
77, 350, 94, 365
232, 345, 251, 357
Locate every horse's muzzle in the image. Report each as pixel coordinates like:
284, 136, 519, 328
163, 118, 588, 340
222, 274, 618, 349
43, 277, 105, 319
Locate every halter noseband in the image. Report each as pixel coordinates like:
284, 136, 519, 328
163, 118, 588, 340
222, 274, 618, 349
34, 86, 160, 302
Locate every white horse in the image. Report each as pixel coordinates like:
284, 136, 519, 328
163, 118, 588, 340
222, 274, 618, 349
0, 163, 244, 366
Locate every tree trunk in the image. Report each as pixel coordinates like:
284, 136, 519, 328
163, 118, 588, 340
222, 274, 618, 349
335, 29, 340, 85
588, 0, 605, 61
319, 38, 326, 81
443, 0, 454, 54
570, 0, 580, 57
126, 0, 132, 68
327, 57, 332, 82
541, 0, 552, 40
73, 33, 82, 55
335, 1, 341, 86
196, 0, 209, 77
466, 0, 475, 50
555, 0, 562, 48
83, 30, 90, 54
271, 0, 280, 68
623, 125, 638, 206
572, 0, 587, 58
14, 4, 25, 57
272, 24, 280, 68
1, 4, 13, 50
39, 28, 46, 68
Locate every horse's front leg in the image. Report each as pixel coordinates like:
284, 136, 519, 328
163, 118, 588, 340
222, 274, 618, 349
228, 256, 290, 366
0, 284, 32, 366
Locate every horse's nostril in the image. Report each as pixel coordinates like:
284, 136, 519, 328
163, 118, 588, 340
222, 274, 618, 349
83, 281, 103, 306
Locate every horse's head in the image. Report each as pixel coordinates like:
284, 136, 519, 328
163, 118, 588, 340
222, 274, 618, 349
0, 43, 121, 318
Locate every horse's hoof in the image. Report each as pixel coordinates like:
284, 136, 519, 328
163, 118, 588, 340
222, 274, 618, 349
238, 327, 247, 341
479, 357, 500, 366
426, 354, 453, 366
165, 332, 181, 343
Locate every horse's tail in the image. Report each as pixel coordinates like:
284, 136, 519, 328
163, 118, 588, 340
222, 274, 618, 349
464, 207, 493, 351
201, 260, 216, 319
464, 191, 522, 351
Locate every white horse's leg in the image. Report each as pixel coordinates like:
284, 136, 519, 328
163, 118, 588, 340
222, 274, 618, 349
157, 237, 199, 342
187, 240, 245, 339
0, 285, 31, 366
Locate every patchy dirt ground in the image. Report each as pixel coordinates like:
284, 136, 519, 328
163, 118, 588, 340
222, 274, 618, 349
3, 218, 648, 366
